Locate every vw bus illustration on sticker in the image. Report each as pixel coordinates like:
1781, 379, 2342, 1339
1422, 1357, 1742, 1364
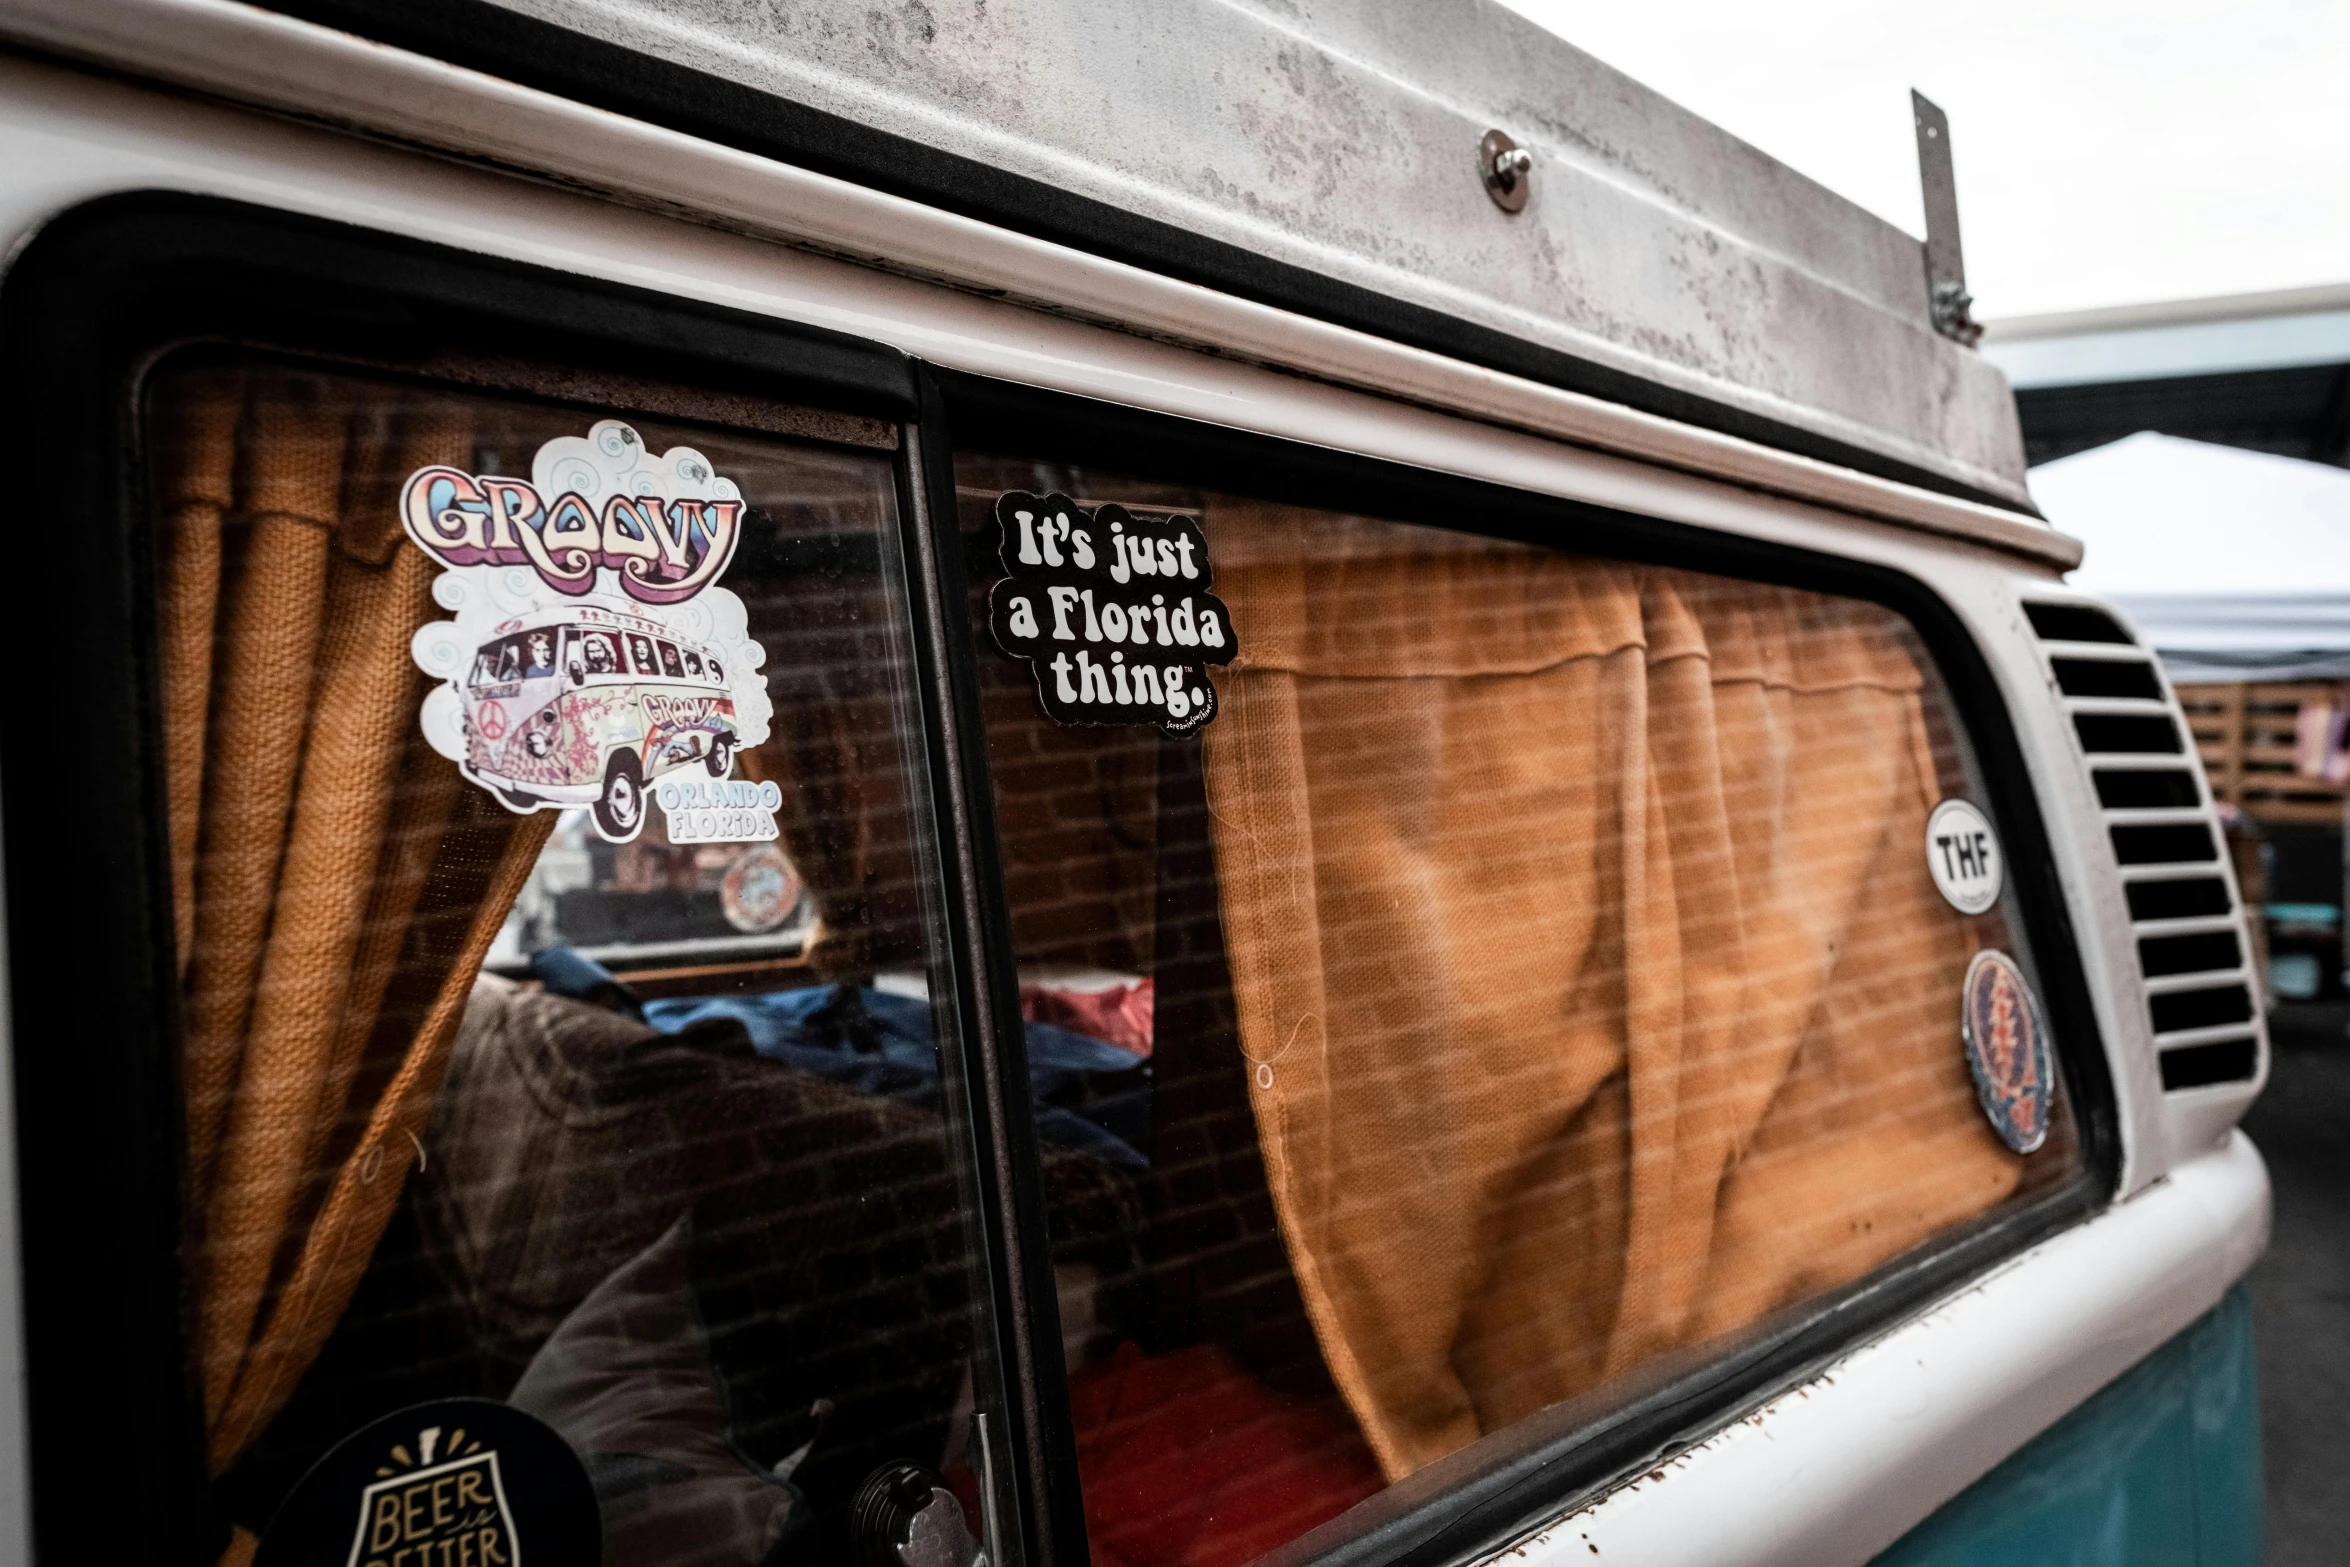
404, 419, 777, 844
458, 602, 742, 841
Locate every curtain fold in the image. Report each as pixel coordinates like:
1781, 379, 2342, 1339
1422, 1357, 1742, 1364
1199, 501, 2024, 1479
155, 370, 553, 1480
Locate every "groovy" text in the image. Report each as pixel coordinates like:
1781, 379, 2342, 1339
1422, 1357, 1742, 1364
401, 467, 742, 605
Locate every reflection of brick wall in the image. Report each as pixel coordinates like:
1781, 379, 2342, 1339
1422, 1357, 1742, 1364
222, 977, 1140, 1544
960, 481, 1167, 974
980, 674, 1162, 972
737, 538, 929, 976
958, 483, 1332, 1397
1146, 740, 1334, 1398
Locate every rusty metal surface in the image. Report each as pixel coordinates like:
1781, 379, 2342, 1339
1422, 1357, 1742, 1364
1912, 91, 1982, 347
474, 0, 2031, 503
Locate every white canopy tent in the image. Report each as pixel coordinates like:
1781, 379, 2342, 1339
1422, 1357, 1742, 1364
2032, 432, 2350, 682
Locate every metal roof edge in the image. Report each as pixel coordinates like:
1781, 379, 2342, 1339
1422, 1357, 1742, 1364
1985, 280, 2350, 343
253, 0, 2035, 509
0, 0, 2074, 570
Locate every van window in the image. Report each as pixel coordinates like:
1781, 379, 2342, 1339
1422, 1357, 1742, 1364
953, 458, 2083, 1564
471, 636, 526, 689
571, 628, 623, 680
142, 357, 1047, 1567
656, 639, 686, 678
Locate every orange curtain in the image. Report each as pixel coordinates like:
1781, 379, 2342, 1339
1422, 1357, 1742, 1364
153, 368, 553, 1483
1198, 502, 2024, 1479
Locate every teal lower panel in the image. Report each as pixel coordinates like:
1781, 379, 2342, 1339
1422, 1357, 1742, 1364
1871, 1283, 2263, 1567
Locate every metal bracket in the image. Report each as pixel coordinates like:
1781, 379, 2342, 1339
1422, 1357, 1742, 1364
1912, 90, 1982, 347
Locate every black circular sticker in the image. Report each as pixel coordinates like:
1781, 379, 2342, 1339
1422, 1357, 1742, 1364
255, 1398, 599, 1567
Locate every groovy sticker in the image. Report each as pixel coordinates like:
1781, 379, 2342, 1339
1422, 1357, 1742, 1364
987, 490, 1235, 735
400, 452, 741, 602
658, 777, 784, 845
405, 420, 776, 844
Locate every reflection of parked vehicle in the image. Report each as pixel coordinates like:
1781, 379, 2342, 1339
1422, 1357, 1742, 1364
459, 604, 738, 841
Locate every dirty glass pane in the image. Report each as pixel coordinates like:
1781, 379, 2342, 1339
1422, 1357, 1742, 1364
952, 454, 2083, 1566
145, 354, 1033, 1567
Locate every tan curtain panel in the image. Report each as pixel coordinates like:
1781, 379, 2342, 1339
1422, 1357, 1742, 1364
153, 369, 552, 1481
1199, 502, 2025, 1481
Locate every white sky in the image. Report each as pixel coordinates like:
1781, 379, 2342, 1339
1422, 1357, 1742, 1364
1492, 0, 2350, 320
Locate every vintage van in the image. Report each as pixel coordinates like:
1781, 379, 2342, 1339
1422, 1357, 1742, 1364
0, 3, 2269, 1567
458, 604, 741, 840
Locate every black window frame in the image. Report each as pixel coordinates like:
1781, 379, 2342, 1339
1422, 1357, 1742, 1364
0, 190, 2120, 1567
924, 368, 2123, 1567
0, 192, 1069, 1567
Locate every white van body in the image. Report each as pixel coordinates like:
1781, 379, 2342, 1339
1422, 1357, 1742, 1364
0, 2, 2269, 1564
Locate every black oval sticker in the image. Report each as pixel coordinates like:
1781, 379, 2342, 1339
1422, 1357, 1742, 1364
988, 490, 1236, 734
255, 1398, 599, 1567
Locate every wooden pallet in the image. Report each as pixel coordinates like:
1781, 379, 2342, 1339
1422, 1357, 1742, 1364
2175, 680, 2347, 827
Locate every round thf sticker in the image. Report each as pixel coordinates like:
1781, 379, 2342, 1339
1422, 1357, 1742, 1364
1926, 799, 2003, 915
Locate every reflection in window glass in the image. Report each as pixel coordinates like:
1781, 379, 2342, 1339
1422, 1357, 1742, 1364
955, 457, 2082, 1567
146, 357, 1043, 1567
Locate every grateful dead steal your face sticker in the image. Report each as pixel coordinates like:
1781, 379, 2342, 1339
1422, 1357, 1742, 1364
404, 420, 779, 845
253, 1398, 598, 1567
1961, 949, 2054, 1155
988, 491, 1235, 735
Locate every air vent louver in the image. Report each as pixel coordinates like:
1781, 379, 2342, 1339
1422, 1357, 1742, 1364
2147, 983, 2255, 1033
2025, 603, 2133, 644
2124, 878, 2231, 921
2024, 602, 2261, 1089
2072, 712, 2184, 754
2159, 1037, 2259, 1090
2109, 823, 2218, 865
2137, 929, 2242, 977
2093, 770, 2199, 810
2054, 658, 2164, 701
